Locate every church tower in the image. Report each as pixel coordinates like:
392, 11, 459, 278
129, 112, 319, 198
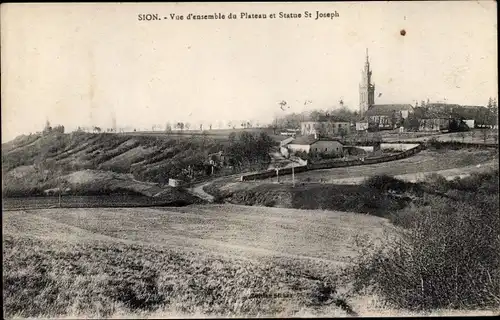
359, 49, 375, 115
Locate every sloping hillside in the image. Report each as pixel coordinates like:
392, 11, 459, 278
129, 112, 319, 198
2, 132, 224, 199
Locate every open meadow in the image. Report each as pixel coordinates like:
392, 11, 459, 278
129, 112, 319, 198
3, 204, 389, 318
5, 199, 498, 318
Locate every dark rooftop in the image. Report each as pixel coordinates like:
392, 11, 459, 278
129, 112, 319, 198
289, 135, 343, 145
365, 104, 414, 117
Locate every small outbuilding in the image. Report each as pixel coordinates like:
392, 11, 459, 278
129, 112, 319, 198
286, 134, 344, 156
168, 178, 184, 188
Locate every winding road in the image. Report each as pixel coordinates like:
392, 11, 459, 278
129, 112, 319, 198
189, 182, 215, 202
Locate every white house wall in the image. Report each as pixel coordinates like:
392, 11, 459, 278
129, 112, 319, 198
310, 141, 344, 155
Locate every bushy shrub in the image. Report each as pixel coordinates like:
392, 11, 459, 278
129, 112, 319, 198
423, 173, 449, 193
348, 174, 500, 311
427, 137, 444, 150
264, 199, 276, 207
363, 174, 421, 194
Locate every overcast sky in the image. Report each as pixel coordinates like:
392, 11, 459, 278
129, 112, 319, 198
1, 1, 497, 141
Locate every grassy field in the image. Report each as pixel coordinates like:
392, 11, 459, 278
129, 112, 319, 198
5, 203, 497, 318
3, 205, 389, 318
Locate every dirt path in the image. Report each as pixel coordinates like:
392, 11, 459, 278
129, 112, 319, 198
188, 182, 215, 202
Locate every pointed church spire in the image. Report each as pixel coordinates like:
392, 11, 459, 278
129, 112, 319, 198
360, 48, 375, 116
365, 48, 370, 70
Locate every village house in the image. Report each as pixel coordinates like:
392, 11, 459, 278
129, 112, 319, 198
207, 151, 227, 167
168, 178, 184, 188
279, 128, 300, 136
283, 134, 344, 156
355, 121, 369, 131
419, 117, 451, 132
300, 115, 351, 136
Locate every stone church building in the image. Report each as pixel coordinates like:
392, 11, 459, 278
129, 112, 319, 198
359, 49, 413, 130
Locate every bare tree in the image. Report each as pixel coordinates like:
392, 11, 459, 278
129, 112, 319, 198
458, 131, 466, 143
339, 128, 348, 141
481, 129, 489, 144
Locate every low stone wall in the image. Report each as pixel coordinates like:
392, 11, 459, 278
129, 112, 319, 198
240, 143, 424, 181
240, 165, 308, 181
380, 143, 420, 151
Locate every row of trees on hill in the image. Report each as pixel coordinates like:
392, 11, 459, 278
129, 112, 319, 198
164, 121, 260, 133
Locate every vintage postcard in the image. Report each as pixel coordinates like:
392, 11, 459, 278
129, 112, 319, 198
2, 1, 499, 318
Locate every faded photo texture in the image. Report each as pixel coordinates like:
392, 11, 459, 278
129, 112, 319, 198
2, 1, 499, 319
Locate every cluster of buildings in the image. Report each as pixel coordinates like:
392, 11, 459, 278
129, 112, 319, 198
278, 49, 497, 158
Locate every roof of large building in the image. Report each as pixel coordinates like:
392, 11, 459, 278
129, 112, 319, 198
365, 104, 414, 117
414, 105, 487, 119
288, 135, 343, 146
301, 115, 351, 123
280, 136, 295, 146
